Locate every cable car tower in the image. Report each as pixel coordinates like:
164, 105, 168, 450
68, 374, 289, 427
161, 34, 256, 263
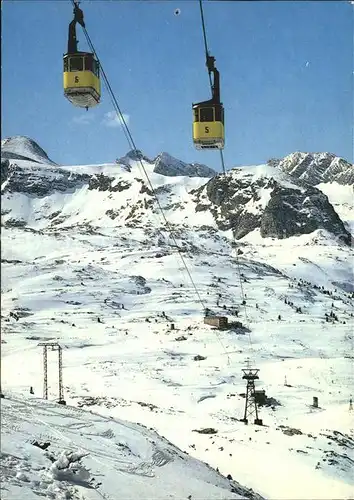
241, 363, 263, 425
38, 342, 66, 405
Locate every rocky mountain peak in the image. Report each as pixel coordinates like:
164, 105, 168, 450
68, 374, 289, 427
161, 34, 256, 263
268, 151, 353, 185
153, 152, 215, 178
115, 149, 153, 171
116, 150, 216, 178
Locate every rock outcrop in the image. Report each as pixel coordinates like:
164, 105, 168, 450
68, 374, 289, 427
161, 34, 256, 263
193, 166, 351, 244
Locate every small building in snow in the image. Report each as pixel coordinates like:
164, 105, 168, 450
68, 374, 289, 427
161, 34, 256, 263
203, 316, 228, 329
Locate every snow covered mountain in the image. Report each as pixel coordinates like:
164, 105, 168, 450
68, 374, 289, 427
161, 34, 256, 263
1, 136, 354, 500
268, 152, 353, 186
2, 142, 351, 245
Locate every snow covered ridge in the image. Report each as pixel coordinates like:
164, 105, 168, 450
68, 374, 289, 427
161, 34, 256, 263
1, 394, 258, 500
116, 150, 216, 178
268, 152, 354, 186
1, 136, 352, 244
1, 136, 56, 165
153, 151, 216, 178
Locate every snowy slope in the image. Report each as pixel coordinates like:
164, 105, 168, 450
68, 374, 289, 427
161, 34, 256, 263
1, 394, 250, 500
1, 139, 354, 500
317, 182, 354, 235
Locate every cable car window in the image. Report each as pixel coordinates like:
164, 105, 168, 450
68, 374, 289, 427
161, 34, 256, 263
84, 56, 93, 72
63, 58, 68, 72
193, 108, 200, 122
214, 106, 220, 122
70, 56, 83, 72
93, 59, 99, 77
214, 105, 223, 122
200, 107, 214, 122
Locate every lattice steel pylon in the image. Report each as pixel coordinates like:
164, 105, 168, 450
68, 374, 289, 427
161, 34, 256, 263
38, 342, 66, 405
241, 366, 263, 425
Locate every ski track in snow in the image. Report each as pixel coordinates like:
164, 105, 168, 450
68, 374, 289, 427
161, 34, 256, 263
2, 395, 246, 500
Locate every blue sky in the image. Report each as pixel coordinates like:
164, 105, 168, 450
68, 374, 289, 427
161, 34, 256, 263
2, 0, 353, 171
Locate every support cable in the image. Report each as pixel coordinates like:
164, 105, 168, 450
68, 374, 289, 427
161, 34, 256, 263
198, 0, 254, 358
234, 249, 253, 355
70, 0, 206, 312
69, 1, 233, 364
219, 149, 226, 176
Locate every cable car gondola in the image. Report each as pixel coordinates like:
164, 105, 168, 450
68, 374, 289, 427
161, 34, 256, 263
192, 55, 224, 150
63, 2, 100, 109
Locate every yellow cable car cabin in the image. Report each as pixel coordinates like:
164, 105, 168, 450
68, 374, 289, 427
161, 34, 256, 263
193, 101, 224, 150
193, 54, 224, 150
63, 2, 101, 109
63, 52, 100, 108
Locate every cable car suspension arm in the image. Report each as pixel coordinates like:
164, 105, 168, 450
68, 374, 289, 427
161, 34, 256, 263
68, 1, 85, 54
206, 55, 220, 103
